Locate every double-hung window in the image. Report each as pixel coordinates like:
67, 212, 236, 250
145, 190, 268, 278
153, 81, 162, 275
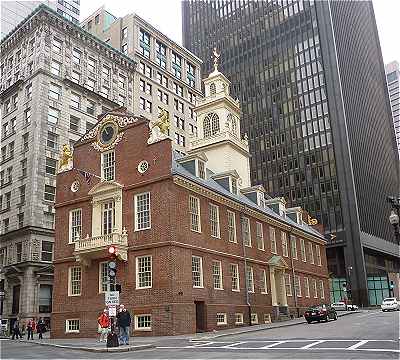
319, 279, 325, 299
72, 48, 81, 64
99, 262, 108, 293
172, 52, 182, 79
308, 242, 314, 264
136, 255, 152, 289
209, 204, 220, 238
227, 210, 236, 243
49, 83, 61, 100
284, 274, 292, 296
187, 62, 196, 88
246, 266, 254, 293
313, 279, 318, 298
294, 275, 302, 297
304, 277, 310, 297
291, 235, 298, 259
260, 269, 268, 294
156, 41, 166, 68
300, 238, 307, 262
242, 217, 251, 247
189, 196, 201, 232
102, 201, 115, 235
192, 256, 203, 288
316, 245, 321, 266
102, 150, 115, 181
270, 227, 277, 254
48, 107, 60, 124
68, 266, 81, 296
256, 222, 264, 250
230, 264, 239, 291
212, 260, 223, 290
281, 232, 288, 257
134, 192, 151, 230
69, 209, 82, 243
139, 29, 150, 58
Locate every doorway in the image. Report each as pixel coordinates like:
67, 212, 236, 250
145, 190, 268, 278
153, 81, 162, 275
195, 301, 205, 332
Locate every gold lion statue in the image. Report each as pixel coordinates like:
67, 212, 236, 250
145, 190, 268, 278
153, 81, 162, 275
58, 144, 73, 173
151, 109, 170, 135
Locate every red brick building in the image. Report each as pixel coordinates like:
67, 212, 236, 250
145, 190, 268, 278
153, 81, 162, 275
52, 68, 329, 338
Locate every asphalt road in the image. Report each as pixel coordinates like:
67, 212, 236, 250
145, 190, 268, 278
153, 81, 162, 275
1, 310, 399, 359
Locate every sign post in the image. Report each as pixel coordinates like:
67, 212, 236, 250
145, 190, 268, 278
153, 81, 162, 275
105, 291, 119, 348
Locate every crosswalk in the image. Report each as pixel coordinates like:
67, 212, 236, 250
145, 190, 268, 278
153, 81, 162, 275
157, 339, 400, 354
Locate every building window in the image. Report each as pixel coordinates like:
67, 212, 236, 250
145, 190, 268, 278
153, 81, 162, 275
174, 99, 184, 113
227, 210, 236, 243
139, 97, 152, 113
102, 201, 115, 235
0, 247, 7, 267
44, 185, 55, 201
18, 213, 24, 228
100, 86, 109, 99
256, 222, 264, 250
21, 159, 27, 178
19, 185, 25, 204
48, 107, 60, 124
291, 235, 298, 260
187, 62, 195, 88
24, 108, 31, 124
72, 71, 80, 83
3, 219, 10, 233
156, 41, 166, 68
174, 82, 183, 97
294, 275, 302, 297
134, 192, 151, 230
22, 133, 29, 151
25, 83, 32, 99
68, 267, 81, 296
284, 274, 292, 296
192, 256, 203, 288
282, 232, 288, 257
209, 204, 220, 238
251, 313, 258, 324
70, 93, 81, 109
99, 262, 108, 293
203, 113, 219, 137
246, 266, 254, 293
212, 260, 223, 290
156, 72, 168, 87
319, 280, 325, 299
121, 44, 128, 54
45, 157, 57, 175
189, 196, 201, 232
41, 241, 53, 262
313, 279, 318, 298
304, 277, 310, 298
216, 313, 227, 325
72, 48, 81, 64
174, 116, 185, 130
210, 82, 216, 95
87, 57, 96, 73
47, 131, 58, 150
51, 60, 61, 76
52, 38, 62, 54
242, 217, 251, 247
234, 313, 243, 325
69, 208, 82, 243
308, 242, 314, 264
136, 255, 152, 289
300, 238, 307, 262
260, 269, 268, 294
174, 133, 185, 147
49, 83, 62, 100
139, 29, 150, 58
102, 150, 115, 181
122, 27, 128, 39
316, 245, 321, 266
135, 315, 151, 330
172, 52, 182, 79
66, 319, 80, 333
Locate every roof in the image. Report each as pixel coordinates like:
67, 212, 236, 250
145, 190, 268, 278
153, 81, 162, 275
171, 152, 325, 241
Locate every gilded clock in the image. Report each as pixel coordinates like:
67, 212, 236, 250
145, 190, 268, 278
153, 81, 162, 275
99, 121, 118, 146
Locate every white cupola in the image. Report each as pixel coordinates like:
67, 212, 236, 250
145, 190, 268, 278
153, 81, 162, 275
189, 49, 251, 187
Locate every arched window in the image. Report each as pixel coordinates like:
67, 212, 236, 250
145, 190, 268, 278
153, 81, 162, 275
228, 113, 238, 136
203, 113, 220, 137
210, 82, 216, 95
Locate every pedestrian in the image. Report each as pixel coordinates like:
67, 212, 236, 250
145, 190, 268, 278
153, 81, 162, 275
11, 319, 22, 340
37, 317, 45, 340
116, 304, 131, 345
27, 318, 36, 340
97, 309, 110, 342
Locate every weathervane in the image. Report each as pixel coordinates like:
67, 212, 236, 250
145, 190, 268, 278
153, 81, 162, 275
213, 47, 220, 72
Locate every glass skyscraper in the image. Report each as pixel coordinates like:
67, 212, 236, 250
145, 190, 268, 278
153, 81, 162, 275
182, 0, 400, 305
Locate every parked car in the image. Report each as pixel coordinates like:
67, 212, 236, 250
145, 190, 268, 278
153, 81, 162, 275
331, 302, 359, 311
304, 304, 338, 323
381, 298, 400, 312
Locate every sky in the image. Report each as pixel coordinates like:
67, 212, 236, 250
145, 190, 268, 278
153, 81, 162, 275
80, 0, 400, 65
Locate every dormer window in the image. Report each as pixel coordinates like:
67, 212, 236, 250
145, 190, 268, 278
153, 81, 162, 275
203, 112, 220, 138
198, 160, 205, 179
231, 177, 238, 195
210, 82, 216, 95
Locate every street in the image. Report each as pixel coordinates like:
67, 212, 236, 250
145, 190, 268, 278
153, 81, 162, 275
1, 310, 399, 359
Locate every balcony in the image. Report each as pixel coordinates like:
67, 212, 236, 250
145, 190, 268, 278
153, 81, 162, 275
73, 229, 128, 266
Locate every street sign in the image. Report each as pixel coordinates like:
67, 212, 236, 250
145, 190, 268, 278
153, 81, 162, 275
108, 305, 117, 317
105, 291, 119, 306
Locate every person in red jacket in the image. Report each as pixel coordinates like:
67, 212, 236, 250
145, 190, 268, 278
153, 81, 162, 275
97, 309, 110, 342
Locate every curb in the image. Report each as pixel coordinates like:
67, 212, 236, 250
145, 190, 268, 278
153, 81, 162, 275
17, 339, 155, 353
191, 311, 362, 341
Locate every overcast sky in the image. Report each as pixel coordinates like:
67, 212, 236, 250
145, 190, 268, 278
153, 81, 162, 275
80, 0, 399, 65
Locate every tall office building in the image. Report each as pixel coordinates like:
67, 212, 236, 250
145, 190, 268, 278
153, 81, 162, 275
385, 61, 400, 159
0, 4, 135, 327
82, 7, 203, 153
1, 0, 80, 39
182, 0, 400, 305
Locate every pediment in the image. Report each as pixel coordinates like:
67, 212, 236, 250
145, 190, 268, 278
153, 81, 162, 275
88, 180, 124, 196
267, 255, 289, 269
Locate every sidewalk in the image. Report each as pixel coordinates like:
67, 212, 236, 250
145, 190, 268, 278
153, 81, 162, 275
10, 310, 364, 352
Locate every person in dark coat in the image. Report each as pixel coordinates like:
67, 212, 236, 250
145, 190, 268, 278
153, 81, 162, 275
116, 304, 131, 345
37, 318, 45, 339
27, 318, 36, 340
11, 319, 22, 340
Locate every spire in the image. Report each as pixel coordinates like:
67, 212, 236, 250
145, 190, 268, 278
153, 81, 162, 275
213, 47, 220, 72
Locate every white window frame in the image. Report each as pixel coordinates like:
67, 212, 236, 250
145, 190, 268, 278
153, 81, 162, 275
246, 266, 254, 293
227, 210, 237, 243
136, 255, 152, 289
68, 266, 81, 296
235, 313, 243, 325
101, 150, 115, 181
251, 313, 258, 324
134, 192, 151, 231
300, 238, 307, 262
304, 277, 310, 298
102, 200, 115, 235
212, 260, 223, 290
189, 195, 201, 232
242, 217, 251, 247
281, 231, 288, 257
230, 263, 240, 292
216, 313, 227, 326
316, 244, 322, 266
291, 235, 298, 260
284, 273, 292, 296
134, 314, 152, 331
295, 274, 302, 297
192, 256, 203, 288
99, 261, 108, 293
69, 208, 82, 243
319, 279, 325, 299
261, 269, 268, 294
65, 319, 80, 333
313, 279, 318, 298
209, 203, 220, 238
308, 242, 315, 264
270, 227, 277, 254
256, 222, 264, 250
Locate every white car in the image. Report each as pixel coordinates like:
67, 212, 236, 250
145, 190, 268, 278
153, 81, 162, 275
381, 298, 400, 311
331, 302, 359, 311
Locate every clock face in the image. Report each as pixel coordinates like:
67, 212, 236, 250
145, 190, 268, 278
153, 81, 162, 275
100, 123, 117, 145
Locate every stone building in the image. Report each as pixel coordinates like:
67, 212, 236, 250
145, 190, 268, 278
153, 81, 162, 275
52, 65, 329, 338
81, 6, 203, 153
0, 4, 135, 329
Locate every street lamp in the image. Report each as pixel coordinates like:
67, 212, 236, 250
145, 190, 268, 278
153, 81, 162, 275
387, 196, 400, 244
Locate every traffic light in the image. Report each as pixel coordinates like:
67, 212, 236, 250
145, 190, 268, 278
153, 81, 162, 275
108, 246, 117, 288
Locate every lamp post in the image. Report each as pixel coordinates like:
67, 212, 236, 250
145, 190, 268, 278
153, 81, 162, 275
346, 266, 353, 303
387, 196, 400, 244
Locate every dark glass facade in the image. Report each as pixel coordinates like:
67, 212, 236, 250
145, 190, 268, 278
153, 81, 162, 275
182, 0, 400, 305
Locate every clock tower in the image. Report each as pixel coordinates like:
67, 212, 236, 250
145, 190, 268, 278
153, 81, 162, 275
189, 50, 251, 187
